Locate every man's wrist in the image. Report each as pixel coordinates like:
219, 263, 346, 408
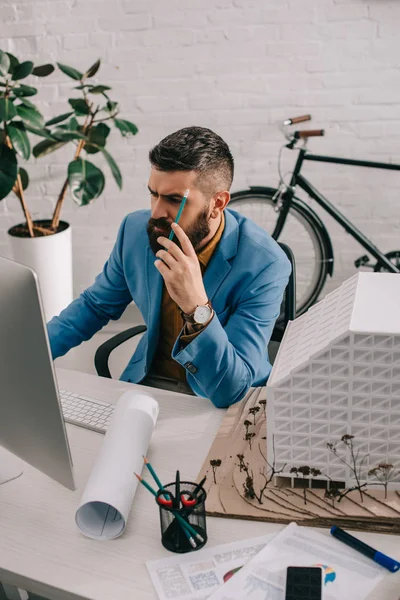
181, 300, 213, 325
179, 295, 209, 315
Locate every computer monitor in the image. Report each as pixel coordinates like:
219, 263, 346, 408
0, 256, 75, 490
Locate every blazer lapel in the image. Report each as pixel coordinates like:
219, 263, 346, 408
145, 245, 163, 355
204, 209, 239, 302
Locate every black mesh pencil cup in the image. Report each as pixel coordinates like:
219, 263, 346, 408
157, 481, 207, 553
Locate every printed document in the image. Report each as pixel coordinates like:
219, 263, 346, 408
207, 522, 385, 600
146, 532, 277, 600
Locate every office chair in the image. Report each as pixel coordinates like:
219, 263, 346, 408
94, 242, 296, 379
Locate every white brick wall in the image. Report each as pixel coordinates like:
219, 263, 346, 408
1, 0, 400, 297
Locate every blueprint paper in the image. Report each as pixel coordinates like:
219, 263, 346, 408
207, 522, 385, 600
75, 391, 159, 540
146, 532, 277, 600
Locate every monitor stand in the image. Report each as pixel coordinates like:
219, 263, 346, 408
0, 446, 23, 486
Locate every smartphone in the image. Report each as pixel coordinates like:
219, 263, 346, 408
285, 566, 323, 600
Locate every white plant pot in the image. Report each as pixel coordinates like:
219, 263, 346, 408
8, 220, 73, 321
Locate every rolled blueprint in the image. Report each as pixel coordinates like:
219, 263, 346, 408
75, 391, 159, 540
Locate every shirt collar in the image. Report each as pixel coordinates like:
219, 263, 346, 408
197, 212, 225, 268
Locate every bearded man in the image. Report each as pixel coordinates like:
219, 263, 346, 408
47, 126, 291, 408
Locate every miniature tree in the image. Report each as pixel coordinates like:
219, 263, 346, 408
289, 465, 319, 505
243, 419, 252, 437
327, 434, 369, 502
210, 459, 222, 485
245, 432, 256, 450
258, 399, 266, 415
236, 454, 256, 500
368, 463, 397, 499
248, 406, 260, 425
236, 437, 287, 505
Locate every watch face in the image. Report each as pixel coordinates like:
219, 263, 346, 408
194, 305, 212, 324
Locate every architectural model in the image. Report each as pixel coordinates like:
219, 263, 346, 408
198, 274, 400, 533
267, 272, 400, 490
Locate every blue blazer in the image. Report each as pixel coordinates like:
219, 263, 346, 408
47, 208, 291, 408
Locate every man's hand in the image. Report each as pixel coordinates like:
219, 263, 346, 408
154, 222, 208, 314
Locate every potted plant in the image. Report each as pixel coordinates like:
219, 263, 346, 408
0, 50, 138, 319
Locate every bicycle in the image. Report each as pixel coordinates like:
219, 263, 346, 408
230, 114, 400, 316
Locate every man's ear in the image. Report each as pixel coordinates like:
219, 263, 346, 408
211, 191, 230, 218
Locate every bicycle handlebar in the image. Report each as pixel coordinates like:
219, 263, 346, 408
285, 114, 311, 125
294, 129, 325, 139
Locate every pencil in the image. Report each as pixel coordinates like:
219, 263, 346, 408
143, 456, 164, 490
193, 476, 206, 497
168, 188, 189, 241
175, 470, 180, 510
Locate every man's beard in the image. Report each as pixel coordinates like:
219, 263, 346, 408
147, 207, 210, 255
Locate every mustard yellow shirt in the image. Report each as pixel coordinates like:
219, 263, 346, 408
150, 214, 225, 381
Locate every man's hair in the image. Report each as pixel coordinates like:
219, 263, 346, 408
149, 126, 234, 197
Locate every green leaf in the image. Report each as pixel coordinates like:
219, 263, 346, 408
106, 100, 118, 113
69, 116, 79, 131
0, 97, 17, 121
12, 61, 34, 81
23, 124, 55, 139
88, 85, 111, 94
19, 97, 37, 110
18, 167, 29, 190
33, 138, 67, 158
16, 104, 44, 128
51, 129, 87, 141
45, 111, 74, 126
57, 62, 83, 81
68, 158, 105, 205
8, 121, 30, 159
84, 59, 101, 78
73, 84, 90, 90
68, 98, 89, 116
84, 123, 110, 154
114, 118, 138, 137
0, 143, 18, 201
5, 53, 19, 75
0, 50, 10, 77
99, 146, 122, 189
13, 84, 37, 97
32, 64, 55, 77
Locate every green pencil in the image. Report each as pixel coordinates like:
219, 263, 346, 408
168, 188, 189, 241
143, 456, 163, 490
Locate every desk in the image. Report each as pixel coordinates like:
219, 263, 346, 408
0, 368, 399, 600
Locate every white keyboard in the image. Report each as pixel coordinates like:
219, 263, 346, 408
59, 389, 114, 434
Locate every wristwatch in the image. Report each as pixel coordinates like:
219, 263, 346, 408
181, 301, 213, 325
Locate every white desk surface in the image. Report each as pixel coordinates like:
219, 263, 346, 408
0, 368, 399, 600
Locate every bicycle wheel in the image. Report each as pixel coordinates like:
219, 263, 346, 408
229, 189, 331, 315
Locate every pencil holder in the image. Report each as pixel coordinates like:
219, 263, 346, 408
158, 481, 207, 553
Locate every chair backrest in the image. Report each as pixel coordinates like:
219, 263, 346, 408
269, 242, 296, 347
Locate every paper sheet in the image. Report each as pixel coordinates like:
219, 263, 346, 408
75, 391, 159, 540
207, 522, 386, 600
146, 533, 277, 600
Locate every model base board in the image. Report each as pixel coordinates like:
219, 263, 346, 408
197, 388, 400, 535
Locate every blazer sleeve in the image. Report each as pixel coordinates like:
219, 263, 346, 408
171, 255, 291, 408
47, 215, 132, 359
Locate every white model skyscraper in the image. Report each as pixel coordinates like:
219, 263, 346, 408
267, 273, 400, 490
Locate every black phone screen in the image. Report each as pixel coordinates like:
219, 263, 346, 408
285, 566, 323, 600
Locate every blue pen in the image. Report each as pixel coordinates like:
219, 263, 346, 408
330, 525, 400, 573
168, 188, 189, 241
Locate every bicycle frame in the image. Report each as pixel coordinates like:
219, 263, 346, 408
275, 148, 400, 273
